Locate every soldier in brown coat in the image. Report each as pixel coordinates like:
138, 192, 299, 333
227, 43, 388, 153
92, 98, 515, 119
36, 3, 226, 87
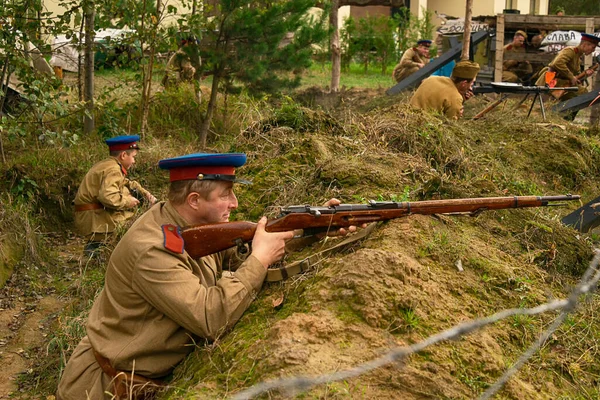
410, 60, 480, 120
392, 39, 431, 83
502, 30, 533, 83
534, 32, 600, 102
57, 153, 358, 399
73, 135, 156, 255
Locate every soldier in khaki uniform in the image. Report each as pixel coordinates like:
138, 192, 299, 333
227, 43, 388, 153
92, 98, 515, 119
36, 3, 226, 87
502, 30, 533, 83
392, 39, 431, 83
73, 135, 156, 255
410, 60, 480, 120
535, 32, 600, 102
57, 153, 358, 399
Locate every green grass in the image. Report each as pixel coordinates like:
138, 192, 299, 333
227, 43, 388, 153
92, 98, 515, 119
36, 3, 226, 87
300, 61, 395, 89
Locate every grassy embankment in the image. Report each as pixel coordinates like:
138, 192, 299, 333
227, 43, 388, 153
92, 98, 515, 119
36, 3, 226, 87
2, 60, 600, 399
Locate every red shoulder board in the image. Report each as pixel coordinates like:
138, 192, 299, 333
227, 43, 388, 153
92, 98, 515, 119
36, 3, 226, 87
162, 224, 184, 254
506, 44, 513, 50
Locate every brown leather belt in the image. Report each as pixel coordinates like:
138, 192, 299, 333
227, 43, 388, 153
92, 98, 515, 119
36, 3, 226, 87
74, 203, 103, 212
93, 350, 164, 399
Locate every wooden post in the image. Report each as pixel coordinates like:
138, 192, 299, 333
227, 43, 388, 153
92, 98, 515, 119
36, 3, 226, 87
588, 18, 599, 126
494, 14, 505, 83
585, 18, 594, 87
461, 0, 473, 60
83, 0, 95, 134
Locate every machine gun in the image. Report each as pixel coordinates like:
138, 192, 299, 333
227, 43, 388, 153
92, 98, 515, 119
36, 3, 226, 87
181, 194, 580, 260
472, 82, 579, 120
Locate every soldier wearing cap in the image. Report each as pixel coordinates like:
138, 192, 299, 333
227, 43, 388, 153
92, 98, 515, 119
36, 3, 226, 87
73, 135, 157, 256
392, 39, 431, 83
502, 30, 533, 83
57, 153, 357, 399
410, 60, 480, 120
535, 32, 600, 102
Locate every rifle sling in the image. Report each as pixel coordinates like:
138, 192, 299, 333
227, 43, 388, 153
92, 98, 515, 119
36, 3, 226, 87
266, 222, 377, 282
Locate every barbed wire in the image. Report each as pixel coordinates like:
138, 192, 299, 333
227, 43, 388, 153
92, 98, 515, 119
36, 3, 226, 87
231, 250, 600, 400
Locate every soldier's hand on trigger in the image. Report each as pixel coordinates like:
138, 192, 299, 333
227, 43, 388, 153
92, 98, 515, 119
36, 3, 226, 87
128, 196, 141, 208
251, 217, 294, 268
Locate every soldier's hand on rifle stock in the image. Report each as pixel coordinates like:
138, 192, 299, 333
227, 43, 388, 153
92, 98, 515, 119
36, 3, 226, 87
251, 216, 294, 268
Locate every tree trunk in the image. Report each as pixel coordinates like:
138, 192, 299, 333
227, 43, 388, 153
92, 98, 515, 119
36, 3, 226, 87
0, 54, 10, 164
461, 0, 473, 60
77, 17, 84, 102
199, 70, 220, 148
330, 0, 340, 92
140, 0, 162, 137
83, 0, 95, 134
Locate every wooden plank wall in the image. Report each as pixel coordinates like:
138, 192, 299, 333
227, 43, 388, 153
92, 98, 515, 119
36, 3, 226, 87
493, 15, 599, 83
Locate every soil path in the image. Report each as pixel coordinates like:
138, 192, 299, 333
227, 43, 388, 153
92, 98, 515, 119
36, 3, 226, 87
0, 236, 82, 398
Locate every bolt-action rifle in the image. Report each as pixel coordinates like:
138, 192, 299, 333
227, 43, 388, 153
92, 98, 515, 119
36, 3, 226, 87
181, 195, 580, 259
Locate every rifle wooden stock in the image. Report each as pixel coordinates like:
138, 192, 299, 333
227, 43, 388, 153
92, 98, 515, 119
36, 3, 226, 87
182, 195, 580, 259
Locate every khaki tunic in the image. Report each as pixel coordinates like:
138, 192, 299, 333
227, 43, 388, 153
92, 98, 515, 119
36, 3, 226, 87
392, 48, 429, 83
57, 201, 267, 399
410, 76, 463, 120
74, 157, 150, 238
535, 46, 588, 101
502, 44, 533, 83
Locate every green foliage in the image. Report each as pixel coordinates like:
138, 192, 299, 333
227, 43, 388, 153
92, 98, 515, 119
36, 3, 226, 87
549, 0, 600, 15
340, 8, 436, 74
200, 0, 327, 95
341, 14, 400, 74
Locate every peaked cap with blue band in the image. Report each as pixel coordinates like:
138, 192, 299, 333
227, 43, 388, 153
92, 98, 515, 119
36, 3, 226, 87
105, 135, 140, 151
417, 39, 432, 46
581, 33, 600, 46
158, 153, 251, 184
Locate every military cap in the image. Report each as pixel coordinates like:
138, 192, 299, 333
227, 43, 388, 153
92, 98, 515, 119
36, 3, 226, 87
417, 39, 432, 47
580, 33, 600, 46
158, 153, 251, 183
105, 135, 140, 152
451, 60, 480, 80
515, 30, 527, 38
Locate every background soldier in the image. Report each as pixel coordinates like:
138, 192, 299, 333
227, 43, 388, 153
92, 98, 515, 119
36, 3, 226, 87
409, 60, 480, 120
502, 30, 533, 83
392, 39, 431, 83
73, 135, 156, 256
535, 32, 600, 102
162, 36, 202, 89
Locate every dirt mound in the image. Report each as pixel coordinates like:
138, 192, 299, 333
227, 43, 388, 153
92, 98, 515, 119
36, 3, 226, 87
5, 87, 600, 399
